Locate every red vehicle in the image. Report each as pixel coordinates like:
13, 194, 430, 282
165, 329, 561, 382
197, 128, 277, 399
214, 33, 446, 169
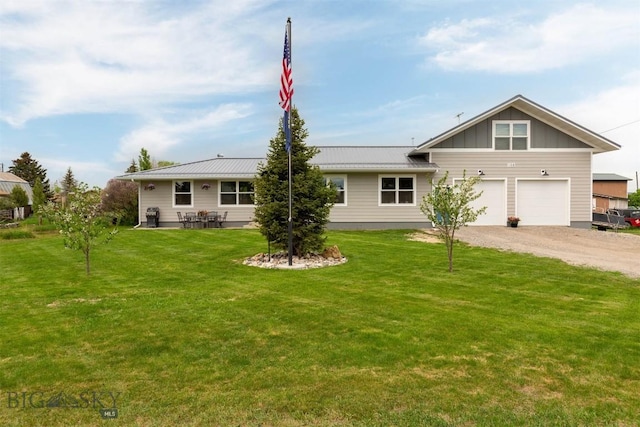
609, 208, 640, 228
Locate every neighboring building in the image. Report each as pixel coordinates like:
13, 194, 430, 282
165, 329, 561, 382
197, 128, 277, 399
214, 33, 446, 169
0, 172, 34, 219
116, 95, 620, 229
592, 173, 631, 211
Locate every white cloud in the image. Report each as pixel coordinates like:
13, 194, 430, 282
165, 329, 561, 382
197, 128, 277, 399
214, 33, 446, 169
421, 4, 639, 73
115, 103, 253, 162
0, 1, 276, 126
559, 74, 640, 192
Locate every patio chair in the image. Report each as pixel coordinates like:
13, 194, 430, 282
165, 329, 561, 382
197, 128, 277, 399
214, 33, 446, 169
206, 212, 218, 228
218, 211, 228, 228
185, 212, 199, 228
176, 212, 188, 228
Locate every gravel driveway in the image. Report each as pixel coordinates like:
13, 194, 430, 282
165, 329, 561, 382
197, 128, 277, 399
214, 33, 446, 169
452, 226, 640, 279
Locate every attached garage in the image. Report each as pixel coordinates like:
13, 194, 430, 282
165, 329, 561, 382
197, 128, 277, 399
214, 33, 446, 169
516, 179, 570, 226
458, 179, 506, 225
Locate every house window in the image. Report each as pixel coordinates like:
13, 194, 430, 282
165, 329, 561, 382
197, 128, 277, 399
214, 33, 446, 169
493, 121, 529, 150
220, 181, 254, 205
174, 181, 193, 207
324, 175, 347, 205
379, 175, 415, 205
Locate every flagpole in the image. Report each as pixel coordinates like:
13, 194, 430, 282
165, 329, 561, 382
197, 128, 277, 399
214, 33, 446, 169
286, 17, 293, 266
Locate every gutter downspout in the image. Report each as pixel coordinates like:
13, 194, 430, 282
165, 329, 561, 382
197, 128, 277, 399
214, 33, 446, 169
133, 179, 143, 228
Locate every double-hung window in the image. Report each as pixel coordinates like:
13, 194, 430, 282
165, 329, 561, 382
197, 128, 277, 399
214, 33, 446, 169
323, 175, 347, 205
220, 181, 254, 205
493, 121, 529, 150
173, 181, 193, 207
379, 175, 415, 205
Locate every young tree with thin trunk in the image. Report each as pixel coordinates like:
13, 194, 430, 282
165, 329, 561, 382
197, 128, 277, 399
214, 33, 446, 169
420, 171, 486, 272
40, 182, 118, 275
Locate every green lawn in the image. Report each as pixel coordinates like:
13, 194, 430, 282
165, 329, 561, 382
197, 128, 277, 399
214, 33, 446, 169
1, 227, 638, 426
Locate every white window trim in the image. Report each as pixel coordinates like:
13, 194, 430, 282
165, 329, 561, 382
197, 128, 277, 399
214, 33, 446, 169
172, 180, 194, 208
218, 180, 255, 206
492, 120, 530, 151
378, 174, 416, 206
324, 175, 347, 206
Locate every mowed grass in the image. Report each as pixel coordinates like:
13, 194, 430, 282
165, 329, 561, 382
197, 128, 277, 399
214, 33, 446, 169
0, 228, 638, 426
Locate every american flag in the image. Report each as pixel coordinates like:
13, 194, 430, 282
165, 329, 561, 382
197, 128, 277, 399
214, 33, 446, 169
279, 30, 293, 112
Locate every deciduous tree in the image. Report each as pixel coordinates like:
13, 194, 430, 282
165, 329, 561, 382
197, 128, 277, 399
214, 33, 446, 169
420, 171, 486, 272
40, 182, 118, 275
101, 179, 139, 225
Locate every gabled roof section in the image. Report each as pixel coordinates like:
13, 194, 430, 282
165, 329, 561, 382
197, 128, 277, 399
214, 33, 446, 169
312, 146, 437, 172
115, 157, 263, 181
411, 95, 620, 154
0, 172, 33, 203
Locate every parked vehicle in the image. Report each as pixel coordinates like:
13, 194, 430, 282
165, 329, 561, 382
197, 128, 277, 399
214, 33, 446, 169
608, 208, 640, 228
592, 211, 628, 231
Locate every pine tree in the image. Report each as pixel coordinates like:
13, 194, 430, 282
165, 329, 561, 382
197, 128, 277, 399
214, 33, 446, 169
32, 177, 47, 225
253, 108, 336, 257
9, 152, 52, 198
61, 167, 78, 195
126, 159, 138, 173
138, 148, 152, 170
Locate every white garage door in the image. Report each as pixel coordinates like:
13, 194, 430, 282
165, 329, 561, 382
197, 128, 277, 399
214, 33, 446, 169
460, 179, 506, 225
516, 180, 569, 225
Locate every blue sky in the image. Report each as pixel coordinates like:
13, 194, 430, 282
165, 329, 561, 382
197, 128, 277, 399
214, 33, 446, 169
1, 0, 639, 191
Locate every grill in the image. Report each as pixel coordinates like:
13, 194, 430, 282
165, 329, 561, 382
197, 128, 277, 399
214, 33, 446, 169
145, 207, 160, 228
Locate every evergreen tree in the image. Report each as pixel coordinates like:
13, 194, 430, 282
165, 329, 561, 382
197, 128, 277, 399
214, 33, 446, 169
9, 152, 52, 198
61, 167, 78, 195
138, 148, 153, 170
253, 108, 336, 257
126, 159, 138, 173
32, 177, 47, 225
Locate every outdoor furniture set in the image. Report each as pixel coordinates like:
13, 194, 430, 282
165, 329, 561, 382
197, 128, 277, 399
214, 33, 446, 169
177, 211, 227, 229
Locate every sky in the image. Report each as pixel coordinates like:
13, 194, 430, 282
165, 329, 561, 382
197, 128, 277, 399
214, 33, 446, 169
1, 0, 639, 192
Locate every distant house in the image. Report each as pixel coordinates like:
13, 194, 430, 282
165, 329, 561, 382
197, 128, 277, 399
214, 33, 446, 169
116, 95, 620, 229
592, 173, 631, 211
0, 172, 34, 219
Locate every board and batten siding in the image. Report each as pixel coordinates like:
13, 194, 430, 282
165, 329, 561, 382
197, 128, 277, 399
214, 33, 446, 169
432, 107, 591, 150
429, 151, 592, 224
328, 173, 432, 223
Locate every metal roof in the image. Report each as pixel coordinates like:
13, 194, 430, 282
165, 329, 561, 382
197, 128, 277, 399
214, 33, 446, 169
115, 158, 264, 180
0, 172, 34, 203
312, 146, 437, 172
115, 146, 438, 181
593, 173, 631, 181
411, 95, 620, 155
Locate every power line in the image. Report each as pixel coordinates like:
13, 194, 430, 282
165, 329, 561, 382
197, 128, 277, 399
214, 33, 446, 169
599, 118, 640, 134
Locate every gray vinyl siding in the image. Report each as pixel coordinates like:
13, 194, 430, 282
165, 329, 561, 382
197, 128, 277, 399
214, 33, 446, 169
139, 176, 433, 226
433, 107, 590, 149
139, 180, 255, 225
429, 151, 592, 223
328, 173, 432, 223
